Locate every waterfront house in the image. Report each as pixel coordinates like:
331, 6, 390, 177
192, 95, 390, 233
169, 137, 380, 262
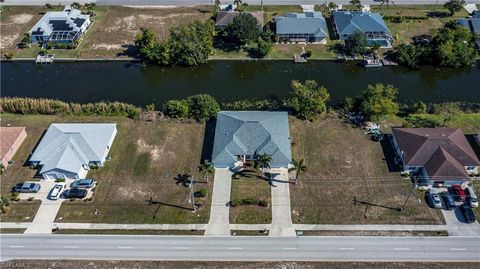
215, 10, 264, 30
275, 12, 329, 44
332, 11, 392, 48
391, 128, 480, 187
0, 127, 27, 168
456, 17, 480, 51
212, 111, 291, 168
29, 5, 91, 44
29, 123, 117, 179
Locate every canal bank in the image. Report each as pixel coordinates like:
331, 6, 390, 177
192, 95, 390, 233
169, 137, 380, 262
2, 60, 479, 107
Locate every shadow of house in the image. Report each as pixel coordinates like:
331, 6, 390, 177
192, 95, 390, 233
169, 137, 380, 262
380, 134, 402, 173
23, 129, 48, 179
427, 11, 450, 18
200, 119, 216, 164
466, 134, 480, 161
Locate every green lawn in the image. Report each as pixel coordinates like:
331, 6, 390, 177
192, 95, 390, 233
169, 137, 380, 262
0, 200, 41, 222
0, 114, 210, 224
230, 169, 272, 224
386, 113, 480, 134
289, 116, 445, 224
57, 229, 204, 235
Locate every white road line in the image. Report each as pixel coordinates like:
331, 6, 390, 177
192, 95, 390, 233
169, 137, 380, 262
8, 246, 24, 248
339, 247, 355, 250
173, 247, 189, 250
63, 246, 79, 249
118, 246, 133, 249
394, 248, 410, 250
283, 247, 298, 250
227, 247, 243, 250
450, 248, 467, 251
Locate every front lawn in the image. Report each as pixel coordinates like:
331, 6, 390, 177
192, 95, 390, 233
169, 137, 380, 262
0, 114, 210, 224
230, 169, 272, 224
289, 116, 445, 224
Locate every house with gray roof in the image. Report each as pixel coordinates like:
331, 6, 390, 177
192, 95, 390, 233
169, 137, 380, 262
212, 111, 292, 168
456, 17, 480, 51
29, 5, 91, 44
332, 11, 392, 48
275, 12, 329, 44
391, 128, 480, 187
30, 123, 117, 180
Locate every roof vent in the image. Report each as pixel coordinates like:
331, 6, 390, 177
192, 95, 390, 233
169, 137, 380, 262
441, 134, 446, 137
424, 134, 430, 137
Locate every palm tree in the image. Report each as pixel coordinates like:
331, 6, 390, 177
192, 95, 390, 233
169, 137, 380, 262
289, 159, 307, 184
233, 0, 243, 11
256, 153, 272, 178
0, 163, 5, 175
214, 0, 221, 11
350, 0, 362, 11
198, 160, 214, 184
328, 2, 338, 11
380, 0, 396, 14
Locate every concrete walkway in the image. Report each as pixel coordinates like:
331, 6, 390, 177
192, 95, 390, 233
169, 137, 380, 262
269, 169, 296, 237
205, 168, 233, 236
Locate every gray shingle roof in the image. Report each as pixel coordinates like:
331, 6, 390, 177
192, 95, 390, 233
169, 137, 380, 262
30, 123, 117, 175
332, 11, 390, 37
275, 12, 328, 38
212, 111, 292, 168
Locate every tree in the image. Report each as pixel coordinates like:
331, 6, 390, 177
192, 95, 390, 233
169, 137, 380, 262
250, 37, 272, 58
411, 101, 427, 114
226, 13, 262, 47
289, 159, 307, 185
186, 94, 220, 121
165, 99, 189, 119
444, 0, 465, 16
345, 32, 368, 55
394, 43, 424, 69
256, 153, 272, 178
215, 0, 221, 10
360, 84, 400, 121
233, 0, 243, 10
432, 24, 477, 68
168, 20, 215, 66
328, 2, 338, 11
198, 160, 214, 184
71, 2, 81, 9
288, 80, 330, 121
350, 0, 362, 10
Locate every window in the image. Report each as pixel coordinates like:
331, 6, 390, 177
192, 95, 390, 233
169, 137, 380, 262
467, 166, 476, 170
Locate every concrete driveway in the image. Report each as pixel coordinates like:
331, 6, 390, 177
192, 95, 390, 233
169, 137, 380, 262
205, 169, 232, 236
18, 179, 94, 234
269, 168, 296, 237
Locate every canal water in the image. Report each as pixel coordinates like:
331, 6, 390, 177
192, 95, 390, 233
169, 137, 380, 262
1, 61, 479, 107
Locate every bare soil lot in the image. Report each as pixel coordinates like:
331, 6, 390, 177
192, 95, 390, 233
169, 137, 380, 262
0, 6, 44, 53
1, 261, 478, 269
289, 115, 445, 225
0, 114, 210, 224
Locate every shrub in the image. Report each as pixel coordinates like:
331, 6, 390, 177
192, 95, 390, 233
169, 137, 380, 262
27, 197, 34, 201
222, 99, 281, 111
186, 94, 220, 121
165, 99, 189, 119
305, 50, 313, 58
258, 200, 268, 207
45, 3, 52, 9
405, 116, 442, 128
199, 188, 208, 197
55, 178, 66, 183
3, 52, 15, 60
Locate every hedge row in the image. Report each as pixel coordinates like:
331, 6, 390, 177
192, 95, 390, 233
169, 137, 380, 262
0, 97, 141, 118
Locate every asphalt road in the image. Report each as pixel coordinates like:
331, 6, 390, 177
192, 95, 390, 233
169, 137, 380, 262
1, 234, 480, 262
2, 0, 479, 6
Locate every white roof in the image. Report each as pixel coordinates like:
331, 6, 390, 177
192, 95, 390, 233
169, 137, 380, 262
30, 5, 90, 36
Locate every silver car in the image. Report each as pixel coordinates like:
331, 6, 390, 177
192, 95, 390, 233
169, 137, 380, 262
427, 189, 442, 209
466, 186, 478, 208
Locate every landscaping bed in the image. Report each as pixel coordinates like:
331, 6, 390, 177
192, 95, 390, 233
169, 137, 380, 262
229, 169, 272, 224
0, 114, 210, 224
288, 116, 445, 225
231, 230, 269, 236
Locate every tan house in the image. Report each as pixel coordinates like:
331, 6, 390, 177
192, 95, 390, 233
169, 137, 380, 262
0, 127, 27, 167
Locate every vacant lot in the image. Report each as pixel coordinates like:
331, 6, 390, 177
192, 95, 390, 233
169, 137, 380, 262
0, 6, 44, 53
0, 114, 210, 224
289, 116, 445, 224
230, 169, 272, 224
371, 5, 470, 45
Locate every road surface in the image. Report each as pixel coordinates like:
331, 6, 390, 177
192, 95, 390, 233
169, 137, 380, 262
1, 234, 480, 262
2, 1, 479, 6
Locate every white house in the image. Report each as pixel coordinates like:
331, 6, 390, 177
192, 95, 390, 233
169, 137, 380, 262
29, 123, 117, 180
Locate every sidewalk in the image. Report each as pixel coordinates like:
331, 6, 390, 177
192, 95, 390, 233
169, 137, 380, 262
269, 169, 296, 237
204, 168, 233, 236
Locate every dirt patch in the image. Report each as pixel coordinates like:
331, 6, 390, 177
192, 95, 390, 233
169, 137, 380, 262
0, 7, 43, 52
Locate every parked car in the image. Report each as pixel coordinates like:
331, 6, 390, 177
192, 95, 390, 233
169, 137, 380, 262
49, 183, 65, 200
460, 204, 476, 224
426, 189, 442, 209
71, 179, 95, 189
441, 192, 456, 210
12, 182, 41, 193
452, 185, 466, 201
465, 186, 478, 208
65, 188, 87, 199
